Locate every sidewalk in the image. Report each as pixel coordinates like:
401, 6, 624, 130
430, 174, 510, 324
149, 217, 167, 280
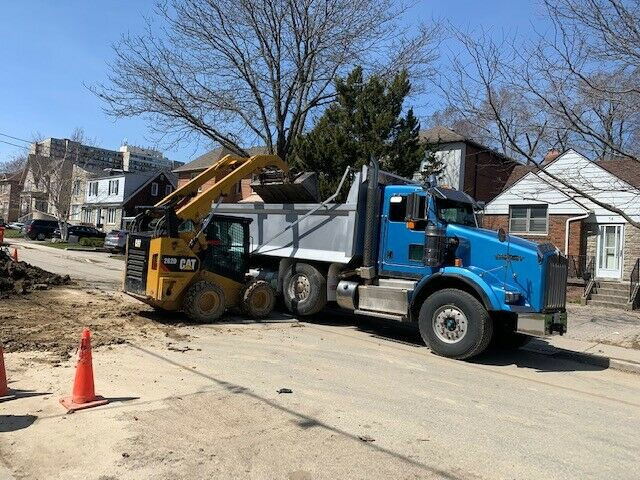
525, 336, 640, 374
524, 303, 640, 374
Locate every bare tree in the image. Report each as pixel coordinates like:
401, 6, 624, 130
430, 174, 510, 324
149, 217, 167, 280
28, 129, 94, 240
0, 154, 27, 174
434, 3, 640, 228
92, 0, 439, 160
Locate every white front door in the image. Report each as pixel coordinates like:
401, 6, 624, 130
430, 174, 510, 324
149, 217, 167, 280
596, 224, 624, 279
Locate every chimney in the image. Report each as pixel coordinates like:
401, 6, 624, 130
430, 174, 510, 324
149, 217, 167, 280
543, 148, 560, 165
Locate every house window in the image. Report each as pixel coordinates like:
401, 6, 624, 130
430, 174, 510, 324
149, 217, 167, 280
107, 208, 117, 224
72, 180, 81, 196
151, 182, 159, 196
165, 184, 173, 196
509, 205, 548, 234
108, 179, 119, 195
88, 182, 98, 196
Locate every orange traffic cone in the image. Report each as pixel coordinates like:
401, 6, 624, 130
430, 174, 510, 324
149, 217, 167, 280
12, 247, 18, 262
0, 345, 9, 397
60, 329, 108, 412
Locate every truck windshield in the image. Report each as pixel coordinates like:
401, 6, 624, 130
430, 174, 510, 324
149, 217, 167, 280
435, 199, 477, 227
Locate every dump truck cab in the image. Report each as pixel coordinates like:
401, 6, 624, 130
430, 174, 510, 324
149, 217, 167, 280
378, 184, 567, 332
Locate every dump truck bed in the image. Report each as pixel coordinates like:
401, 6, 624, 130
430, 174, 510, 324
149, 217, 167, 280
214, 172, 366, 264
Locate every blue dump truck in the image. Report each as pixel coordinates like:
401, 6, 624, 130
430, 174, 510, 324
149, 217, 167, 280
216, 158, 568, 359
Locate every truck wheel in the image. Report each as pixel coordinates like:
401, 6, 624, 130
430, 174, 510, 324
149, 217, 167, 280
183, 281, 226, 323
283, 263, 326, 316
241, 280, 276, 319
418, 289, 493, 360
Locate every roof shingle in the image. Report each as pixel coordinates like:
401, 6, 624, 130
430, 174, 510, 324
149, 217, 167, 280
173, 146, 268, 173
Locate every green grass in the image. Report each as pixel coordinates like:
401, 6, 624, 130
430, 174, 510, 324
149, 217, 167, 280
3, 229, 23, 238
45, 241, 75, 249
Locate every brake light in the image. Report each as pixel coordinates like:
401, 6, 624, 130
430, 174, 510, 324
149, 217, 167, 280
151, 254, 158, 270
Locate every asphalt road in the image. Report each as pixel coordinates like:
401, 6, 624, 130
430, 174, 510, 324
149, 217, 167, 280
2, 239, 639, 479
6, 237, 123, 287
2, 317, 639, 480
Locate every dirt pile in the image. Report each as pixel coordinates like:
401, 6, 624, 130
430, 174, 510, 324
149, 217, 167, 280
0, 249, 71, 296
1, 286, 188, 360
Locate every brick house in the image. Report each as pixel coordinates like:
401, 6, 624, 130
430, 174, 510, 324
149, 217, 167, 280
483, 149, 640, 286
81, 170, 176, 231
0, 170, 23, 223
173, 146, 267, 202
418, 126, 518, 203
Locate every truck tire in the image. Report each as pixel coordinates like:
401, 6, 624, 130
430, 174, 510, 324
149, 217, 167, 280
183, 281, 226, 323
418, 289, 493, 360
241, 280, 276, 319
283, 263, 326, 316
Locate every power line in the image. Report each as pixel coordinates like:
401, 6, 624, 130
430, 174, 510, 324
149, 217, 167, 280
0, 139, 28, 149
0, 132, 30, 144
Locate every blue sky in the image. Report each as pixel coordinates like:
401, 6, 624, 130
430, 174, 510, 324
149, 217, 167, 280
0, 0, 544, 165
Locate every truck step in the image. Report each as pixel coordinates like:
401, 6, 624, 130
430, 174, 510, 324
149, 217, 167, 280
377, 278, 417, 289
354, 309, 407, 322
358, 285, 411, 316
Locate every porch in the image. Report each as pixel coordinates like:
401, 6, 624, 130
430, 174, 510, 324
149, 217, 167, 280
568, 255, 640, 310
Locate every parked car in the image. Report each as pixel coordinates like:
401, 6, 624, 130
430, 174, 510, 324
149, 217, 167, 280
7, 222, 24, 230
104, 230, 128, 252
22, 219, 60, 240
53, 225, 106, 241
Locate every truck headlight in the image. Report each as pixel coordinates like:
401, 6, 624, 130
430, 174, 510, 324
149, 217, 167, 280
504, 291, 521, 304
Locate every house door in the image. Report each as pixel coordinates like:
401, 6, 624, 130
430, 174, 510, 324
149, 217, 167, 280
596, 224, 624, 279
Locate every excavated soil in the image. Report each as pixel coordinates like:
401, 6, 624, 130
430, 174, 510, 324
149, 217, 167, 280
0, 285, 189, 361
0, 249, 71, 296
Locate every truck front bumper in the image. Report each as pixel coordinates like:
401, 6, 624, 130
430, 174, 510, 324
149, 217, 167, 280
517, 311, 567, 336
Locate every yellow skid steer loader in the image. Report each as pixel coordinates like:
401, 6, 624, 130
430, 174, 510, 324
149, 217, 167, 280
123, 154, 288, 322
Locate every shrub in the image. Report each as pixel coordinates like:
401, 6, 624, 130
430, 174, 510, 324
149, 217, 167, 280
79, 237, 105, 247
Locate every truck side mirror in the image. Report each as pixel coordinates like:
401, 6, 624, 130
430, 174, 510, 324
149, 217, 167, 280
405, 192, 427, 221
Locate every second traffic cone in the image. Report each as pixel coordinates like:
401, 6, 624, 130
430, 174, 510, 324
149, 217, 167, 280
0, 345, 9, 397
60, 329, 108, 412
12, 247, 18, 262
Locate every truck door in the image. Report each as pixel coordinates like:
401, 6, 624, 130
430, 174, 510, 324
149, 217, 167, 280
379, 190, 430, 279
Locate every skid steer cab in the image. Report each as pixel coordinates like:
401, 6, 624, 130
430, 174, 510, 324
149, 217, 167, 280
124, 206, 275, 322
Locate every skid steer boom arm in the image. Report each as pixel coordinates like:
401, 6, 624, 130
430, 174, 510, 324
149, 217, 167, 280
155, 154, 289, 222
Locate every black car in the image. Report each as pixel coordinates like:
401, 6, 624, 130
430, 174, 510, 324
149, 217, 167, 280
22, 219, 60, 240
53, 225, 106, 240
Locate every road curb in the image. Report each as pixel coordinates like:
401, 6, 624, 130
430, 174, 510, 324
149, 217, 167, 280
524, 342, 640, 375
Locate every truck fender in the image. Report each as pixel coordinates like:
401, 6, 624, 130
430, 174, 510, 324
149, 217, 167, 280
409, 270, 501, 320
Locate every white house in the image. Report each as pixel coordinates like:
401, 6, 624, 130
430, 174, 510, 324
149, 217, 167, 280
483, 149, 640, 286
81, 170, 176, 230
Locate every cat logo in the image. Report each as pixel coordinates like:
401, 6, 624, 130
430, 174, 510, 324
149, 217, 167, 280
160, 256, 200, 272
179, 258, 197, 271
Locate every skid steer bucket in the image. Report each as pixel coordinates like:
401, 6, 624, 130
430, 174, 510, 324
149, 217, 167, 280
250, 171, 319, 203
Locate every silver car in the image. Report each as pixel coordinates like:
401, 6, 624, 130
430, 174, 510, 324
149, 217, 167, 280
104, 230, 128, 252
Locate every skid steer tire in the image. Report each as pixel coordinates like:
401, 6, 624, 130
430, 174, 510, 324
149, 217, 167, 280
183, 281, 226, 323
418, 288, 493, 360
283, 263, 326, 316
241, 280, 276, 319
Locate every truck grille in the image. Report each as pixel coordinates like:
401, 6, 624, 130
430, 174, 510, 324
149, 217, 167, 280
544, 254, 568, 310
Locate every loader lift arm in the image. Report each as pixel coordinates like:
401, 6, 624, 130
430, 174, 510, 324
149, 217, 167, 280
155, 154, 289, 223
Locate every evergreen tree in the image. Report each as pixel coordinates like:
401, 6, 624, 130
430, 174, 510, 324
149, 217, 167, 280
293, 67, 435, 198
